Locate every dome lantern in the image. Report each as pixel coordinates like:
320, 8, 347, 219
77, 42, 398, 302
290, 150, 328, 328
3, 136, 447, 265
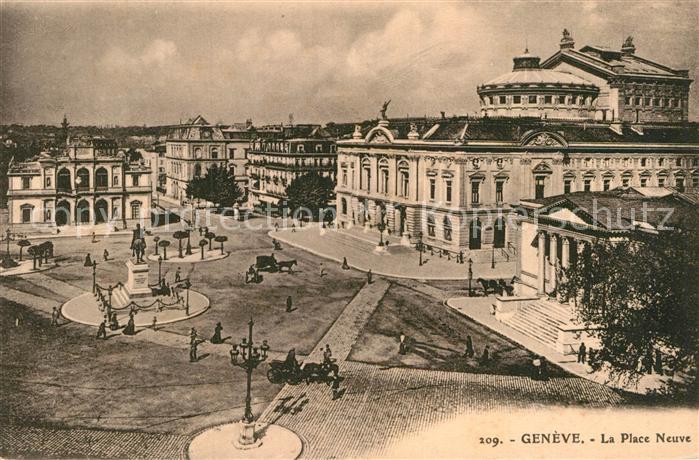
512, 49, 541, 71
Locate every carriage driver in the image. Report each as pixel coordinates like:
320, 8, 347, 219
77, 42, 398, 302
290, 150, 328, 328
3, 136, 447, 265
323, 344, 335, 368
285, 348, 300, 373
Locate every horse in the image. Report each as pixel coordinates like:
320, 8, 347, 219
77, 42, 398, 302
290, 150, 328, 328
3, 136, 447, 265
302, 361, 339, 384
477, 278, 500, 295
277, 260, 297, 273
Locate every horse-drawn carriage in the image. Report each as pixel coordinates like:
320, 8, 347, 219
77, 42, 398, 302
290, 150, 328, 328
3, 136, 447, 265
254, 255, 297, 273
267, 354, 339, 385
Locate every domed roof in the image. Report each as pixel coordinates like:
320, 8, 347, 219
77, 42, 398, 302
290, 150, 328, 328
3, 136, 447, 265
482, 69, 594, 87
480, 49, 596, 88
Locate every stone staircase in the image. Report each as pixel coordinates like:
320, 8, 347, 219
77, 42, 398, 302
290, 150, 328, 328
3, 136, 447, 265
110, 285, 130, 308
502, 298, 573, 348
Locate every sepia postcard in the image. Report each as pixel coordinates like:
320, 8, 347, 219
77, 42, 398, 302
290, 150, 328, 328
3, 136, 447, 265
0, 1, 697, 458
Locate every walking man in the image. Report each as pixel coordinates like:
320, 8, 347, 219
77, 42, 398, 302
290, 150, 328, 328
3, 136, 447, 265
286, 295, 293, 313
577, 342, 587, 364
151, 316, 158, 331
103, 249, 109, 261
465, 335, 474, 358
175, 267, 182, 283
367, 269, 373, 284
190, 327, 198, 344
323, 344, 334, 367
190, 338, 202, 362
399, 332, 406, 355
96, 320, 107, 340
341, 257, 350, 270
51, 307, 60, 326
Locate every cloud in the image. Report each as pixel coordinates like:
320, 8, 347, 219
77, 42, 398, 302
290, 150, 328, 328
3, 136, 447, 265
100, 39, 178, 72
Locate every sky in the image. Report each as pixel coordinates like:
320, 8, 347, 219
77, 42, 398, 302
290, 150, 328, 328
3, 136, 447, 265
1, 1, 698, 126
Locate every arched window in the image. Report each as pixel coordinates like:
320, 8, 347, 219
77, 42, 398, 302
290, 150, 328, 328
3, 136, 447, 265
211, 148, 219, 159
427, 214, 436, 237
378, 158, 389, 194
398, 160, 409, 197
443, 215, 452, 241
57, 168, 71, 192
76, 168, 90, 190
95, 167, 108, 189
194, 163, 202, 178
76, 199, 90, 224
341, 198, 348, 215
361, 158, 371, 191
194, 147, 202, 159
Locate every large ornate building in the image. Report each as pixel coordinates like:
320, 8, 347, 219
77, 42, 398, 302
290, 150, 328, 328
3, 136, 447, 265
6, 137, 152, 231
479, 30, 692, 123
336, 31, 697, 256
247, 125, 336, 208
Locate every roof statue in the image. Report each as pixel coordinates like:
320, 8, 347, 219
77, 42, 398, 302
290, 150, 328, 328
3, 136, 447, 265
353, 124, 363, 139
623, 35, 634, 48
562, 29, 571, 40
380, 99, 391, 120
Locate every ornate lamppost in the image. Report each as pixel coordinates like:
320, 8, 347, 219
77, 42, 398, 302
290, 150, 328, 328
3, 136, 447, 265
468, 257, 473, 297
158, 255, 163, 285
491, 245, 495, 269
229, 318, 270, 449
185, 225, 193, 256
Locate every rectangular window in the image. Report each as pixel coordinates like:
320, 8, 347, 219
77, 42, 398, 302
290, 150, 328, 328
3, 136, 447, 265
44, 201, 52, 222
603, 179, 610, 191
499, 96, 507, 104
22, 207, 32, 223
693, 158, 699, 167
658, 158, 664, 166
427, 218, 435, 237
635, 97, 642, 105
544, 95, 552, 104
113, 175, 119, 186
675, 158, 682, 166
513, 95, 521, 104
22, 177, 31, 189
641, 158, 647, 167
45, 176, 52, 188
640, 177, 648, 187
471, 181, 480, 205
342, 169, 348, 186
315, 145, 323, 153
400, 171, 409, 197
693, 176, 699, 188
429, 178, 436, 200
297, 144, 305, 153
132, 175, 140, 186
535, 177, 545, 199
528, 95, 537, 104
625, 96, 632, 105
445, 180, 452, 203
495, 181, 504, 203
131, 203, 141, 220
676, 178, 685, 192
563, 180, 571, 194
583, 179, 591, 192
658, 177, 666, 187
644, 97, 651, 106
653, 98, 659, 107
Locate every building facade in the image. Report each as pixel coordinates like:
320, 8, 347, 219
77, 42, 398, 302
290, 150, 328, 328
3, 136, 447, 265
479, 30, 692, 123
247, 125, 337, 207
336, 118, 699, 255
6, 137, 152, 231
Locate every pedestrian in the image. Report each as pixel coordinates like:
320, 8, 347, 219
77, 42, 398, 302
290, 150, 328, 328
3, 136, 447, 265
286, 295, 293, 313
480, 345, 490, 365
341, 257, 350, 270
190, 327, 198, 344
399, 332, 406, 355
323, 344, 334, 367
84, 253, 92, 267
654, 350, 664, 375
531, 357, 541, 380
198, 226, 203, 236
291, 223, 296, 232
122, 312, 136, 335
577, 342, 587, 364
331, 373, 342, 400
103, 249, 109, 261
319, 263, 326, 277
109, 312, 120, 330
91, 232, 97, 243
274, 222, 279, 232
465, 335, 474, 358
190, 338, 202, 362
51, 306, 60, 326
151, 316, 158, 331
175, 267, 182, 283
96, 320, 107, 340
211, 322, 223, 344
540, 356, 550, 381
367, 269, 373, 284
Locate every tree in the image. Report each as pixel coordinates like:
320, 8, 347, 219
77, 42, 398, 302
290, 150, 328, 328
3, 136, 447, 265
558, 228, 698, 401
17, 239, 31, 261
214, 235, 228, 255
173, 231, 188, 258
186, 164, 243, 209
153, 236, 160, 255
205, 231, 216, 251
198, 239, 208, 260
285, 172, 335, 220
158, 239, 170, 260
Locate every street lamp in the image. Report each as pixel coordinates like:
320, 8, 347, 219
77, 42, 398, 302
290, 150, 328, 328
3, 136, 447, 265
184, 280, 191, 315
491, 245, 495, 269
185, 226, 193, 256
158, 255, 163, 285
417, 236, 424, 267
230, 317, 269, 449
468, 258, 473, 297
377, 220, 386, 247
92, 260, 98, 293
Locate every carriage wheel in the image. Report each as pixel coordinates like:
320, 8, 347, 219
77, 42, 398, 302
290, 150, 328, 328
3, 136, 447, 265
267, 368, 282, 384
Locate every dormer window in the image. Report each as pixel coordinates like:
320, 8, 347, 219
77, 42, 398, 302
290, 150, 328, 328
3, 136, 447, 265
297, 144, 305, 153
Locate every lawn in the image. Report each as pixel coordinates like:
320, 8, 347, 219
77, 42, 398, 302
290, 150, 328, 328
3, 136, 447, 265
348, 283, 567, 377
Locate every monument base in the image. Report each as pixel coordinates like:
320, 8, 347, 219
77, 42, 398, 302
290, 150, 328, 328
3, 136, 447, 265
125, 259, 152, 298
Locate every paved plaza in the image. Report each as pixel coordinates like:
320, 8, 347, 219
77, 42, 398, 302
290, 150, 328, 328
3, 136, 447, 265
0, 213, 660, 458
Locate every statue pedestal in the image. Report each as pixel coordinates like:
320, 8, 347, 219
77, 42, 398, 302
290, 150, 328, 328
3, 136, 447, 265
125, 259, 151, 298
